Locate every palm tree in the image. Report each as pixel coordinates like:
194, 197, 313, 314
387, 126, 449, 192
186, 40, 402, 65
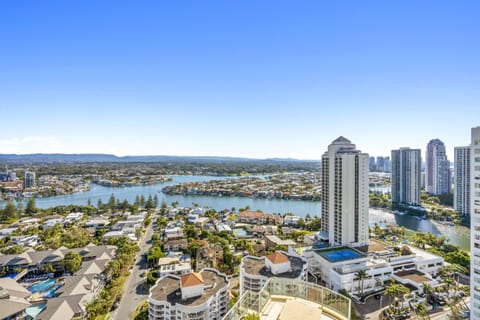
422, 283, 435, 310
416, 302, 430, 320
242, 313, 260, 320
354, 270, 369, 296
385, 281, 410, 311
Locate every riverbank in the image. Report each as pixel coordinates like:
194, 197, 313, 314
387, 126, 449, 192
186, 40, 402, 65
1, 176, 471, 251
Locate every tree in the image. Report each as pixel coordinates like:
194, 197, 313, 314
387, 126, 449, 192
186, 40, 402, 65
242, 313, 260, 320
354, 270, 368, 295
26, 197, 37, 214
1, 201, 18, 223
64, 251, 82, 274
97, 198, 103, 209
108, 193, 116, 210
153, 194, 159, 208
416, 302, 430, 320
422, 283, 435, 310
385, 282, 409, 310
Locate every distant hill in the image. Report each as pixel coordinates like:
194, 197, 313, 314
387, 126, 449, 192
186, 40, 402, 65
0, 153, 319, 164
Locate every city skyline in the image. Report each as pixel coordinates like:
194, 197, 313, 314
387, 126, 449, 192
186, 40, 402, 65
1, 1, 479, 159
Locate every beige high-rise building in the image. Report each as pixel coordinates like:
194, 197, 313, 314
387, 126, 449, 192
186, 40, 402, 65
320, 136, 369, 247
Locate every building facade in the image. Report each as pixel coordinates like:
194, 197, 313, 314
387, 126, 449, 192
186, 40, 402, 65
321, 136, 369, 247
24, 171, 36, 189
391, 148, 422, 206
239, 251, 308, 294
149, 268, 229, 320
470, 127, 480, 319
454, 146, 471, 215
425, 139, 451, 195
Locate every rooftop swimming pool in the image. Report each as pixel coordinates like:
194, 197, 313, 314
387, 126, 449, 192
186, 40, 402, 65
26, 303, 46, 319
29, 278, 56, 293
316, 247, 364, 262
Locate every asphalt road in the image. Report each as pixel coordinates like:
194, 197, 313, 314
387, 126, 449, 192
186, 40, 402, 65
111, 216, 155, 320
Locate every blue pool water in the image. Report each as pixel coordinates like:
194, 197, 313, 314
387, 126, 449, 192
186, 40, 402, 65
43, 284, 63, 298
29, 278, 56, 293
317, 248, 363, 262
26, 303, 46, 318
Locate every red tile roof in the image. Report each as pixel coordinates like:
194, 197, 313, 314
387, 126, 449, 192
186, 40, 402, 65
266, 252, 289, 264
181, 272, 204, 287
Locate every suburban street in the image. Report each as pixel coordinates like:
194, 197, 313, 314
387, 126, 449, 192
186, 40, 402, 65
111, 213, 156, 320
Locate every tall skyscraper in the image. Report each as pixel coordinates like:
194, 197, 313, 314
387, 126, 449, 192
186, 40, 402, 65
391, 148, 422, 206
454, 146, 471, 215
369, 156, 376, 172
384, 156, 391, 173
376, 156, 385, 172
425, 139, 451, 195
320, 136, 369, 247
24, 171, 36, 189
470, 127, 480, 318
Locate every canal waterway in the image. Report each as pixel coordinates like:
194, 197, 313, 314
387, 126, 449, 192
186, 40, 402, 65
2, 175, 471, 250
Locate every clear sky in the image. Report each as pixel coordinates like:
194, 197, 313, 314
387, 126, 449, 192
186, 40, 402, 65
1, 1, 478, 160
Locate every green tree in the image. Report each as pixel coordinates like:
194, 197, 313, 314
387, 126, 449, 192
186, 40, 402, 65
26, 197, 37, 214
64, 251, 82, 274
385, 282, 409, 309
1, 201, 18, 223
354, 270, 369, 295
242, 313, 260, 320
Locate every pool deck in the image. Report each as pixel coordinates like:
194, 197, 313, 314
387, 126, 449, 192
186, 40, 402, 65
314, 247, 366, 263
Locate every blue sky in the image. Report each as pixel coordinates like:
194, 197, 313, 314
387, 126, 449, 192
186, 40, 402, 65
0, 1, 478, 159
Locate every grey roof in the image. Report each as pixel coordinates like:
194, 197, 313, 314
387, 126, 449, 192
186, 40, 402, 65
36, 294, 85, 320
242, 253, 306, 279
0, 278, 31, 319
0, 244, 116, 268
332, 136, 351, 144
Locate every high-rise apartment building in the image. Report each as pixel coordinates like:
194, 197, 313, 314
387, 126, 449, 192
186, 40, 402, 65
148, 268, 229, 320
470, 127, 480, 318
384, 156, 391, 173
24, 171, 36, 189
454, 146, 471, 215
426, 139, 451, 195
376, 156, 385, 172
320, 136, 369, 247
369, 156, 376, 172
391, 148, 422, 206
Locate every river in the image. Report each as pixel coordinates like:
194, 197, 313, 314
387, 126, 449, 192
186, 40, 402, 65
2, 175, 471, 251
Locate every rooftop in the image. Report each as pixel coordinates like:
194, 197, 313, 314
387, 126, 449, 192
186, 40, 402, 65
150, 269, 228, 306
181, 273, 203, 287
242, 253, 306, 278
315, 247, 365, 263
266, 252, 290, 264
395, 270, 431, 284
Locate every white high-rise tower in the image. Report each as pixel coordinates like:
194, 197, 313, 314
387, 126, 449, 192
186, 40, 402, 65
454, 146, 470, 215
426, 139, 451, 195
320, 136, 369, 247
470, 127, 480, 318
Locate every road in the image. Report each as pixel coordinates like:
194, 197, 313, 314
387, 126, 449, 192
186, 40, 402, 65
111, 214, 156, 320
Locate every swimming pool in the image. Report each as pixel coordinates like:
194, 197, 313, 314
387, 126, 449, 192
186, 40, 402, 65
29, 278, 56, 293
43, 284, 63, 298
26, 303, 46, 319
316, 247, 363, 262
